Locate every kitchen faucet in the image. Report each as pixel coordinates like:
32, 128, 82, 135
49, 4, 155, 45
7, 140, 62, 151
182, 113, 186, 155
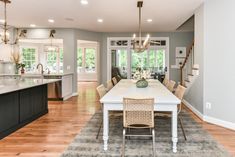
36, 63, 44, 74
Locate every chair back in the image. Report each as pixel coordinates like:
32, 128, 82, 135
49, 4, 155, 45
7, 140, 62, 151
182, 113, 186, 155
167, 80, 176, 92
106, 80, 113, 91
163, 78, 169, 86
96, 84, 107, 98
123, 98, 154, 128
174, 85, 186, 114
112, 77, 118, 85
175, 85, 186, 100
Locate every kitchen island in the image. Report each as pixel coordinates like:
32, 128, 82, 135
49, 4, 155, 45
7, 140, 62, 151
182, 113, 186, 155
0, 72, 74, 100
0, 78, 60, 139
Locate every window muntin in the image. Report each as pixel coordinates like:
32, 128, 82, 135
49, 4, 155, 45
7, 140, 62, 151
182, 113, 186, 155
77, 47, 96, 73
85, 48, 96, 73
46, 48, 63, 73
21, 48, 37, 72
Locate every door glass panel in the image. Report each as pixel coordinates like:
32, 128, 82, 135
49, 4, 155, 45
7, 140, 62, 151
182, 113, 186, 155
85, 48, 96, 73
111, 49, 127, 79
77, 48, 83, 73
149, 50, 155, 71
156, 49, 165, 72
131, 50, 148, 76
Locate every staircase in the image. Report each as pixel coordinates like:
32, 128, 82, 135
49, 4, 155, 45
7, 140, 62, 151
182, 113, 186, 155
180, 42, 199, 93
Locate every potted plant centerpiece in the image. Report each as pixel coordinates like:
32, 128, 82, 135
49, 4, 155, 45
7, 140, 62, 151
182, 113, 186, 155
133, 68, 151, 88
20, 63, 25, 74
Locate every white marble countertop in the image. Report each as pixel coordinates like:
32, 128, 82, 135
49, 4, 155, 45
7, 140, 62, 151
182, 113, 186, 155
0, 72, 73, 77
0, 78, 61, 95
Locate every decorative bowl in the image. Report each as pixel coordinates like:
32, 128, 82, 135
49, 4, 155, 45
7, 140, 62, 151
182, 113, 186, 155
136, 78, 148, 88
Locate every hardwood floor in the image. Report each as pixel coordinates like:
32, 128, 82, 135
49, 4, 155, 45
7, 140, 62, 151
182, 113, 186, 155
0, 82, 234, 157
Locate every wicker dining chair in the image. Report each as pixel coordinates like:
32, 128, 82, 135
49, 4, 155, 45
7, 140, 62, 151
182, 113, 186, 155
122, 98, 156, 157
96, 84, 107, 139
174, 84, 187, 140
106, 80, 114, 91
166, 80, 176, 92
112, 77, 118, 85
162, 78, 169, 86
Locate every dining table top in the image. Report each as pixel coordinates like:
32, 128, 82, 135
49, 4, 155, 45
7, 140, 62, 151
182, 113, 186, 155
100, 79, 181, 105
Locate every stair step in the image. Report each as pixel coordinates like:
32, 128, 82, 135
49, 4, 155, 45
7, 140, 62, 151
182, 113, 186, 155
185, 80, 190, 83
193, 64, 200, 69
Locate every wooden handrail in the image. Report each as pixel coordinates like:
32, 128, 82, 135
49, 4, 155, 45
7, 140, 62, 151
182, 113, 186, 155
180, 42, 194, 85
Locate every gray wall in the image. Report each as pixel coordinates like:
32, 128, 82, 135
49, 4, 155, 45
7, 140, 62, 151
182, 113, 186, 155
203, 0, 235, 123
15, 28, 194, 95
20, 28, 103, 93
100, 32, 194, 84
184, 4, 204, 114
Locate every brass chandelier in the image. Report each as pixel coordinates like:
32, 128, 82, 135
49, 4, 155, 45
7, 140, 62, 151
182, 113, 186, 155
0, 0, 11, 44
0, 0, 26, 45
132, 1, 150, 53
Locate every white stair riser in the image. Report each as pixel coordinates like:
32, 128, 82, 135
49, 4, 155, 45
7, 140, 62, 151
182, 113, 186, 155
192, 69, 199, 76
185, 81, 190, 88
188, 75, 194, 82
193, 64, 200, 69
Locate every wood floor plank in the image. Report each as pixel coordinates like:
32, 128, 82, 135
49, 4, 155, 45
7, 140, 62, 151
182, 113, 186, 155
0, 82, 234, 157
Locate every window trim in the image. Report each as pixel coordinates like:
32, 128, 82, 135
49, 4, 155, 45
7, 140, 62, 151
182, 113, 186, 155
19, 46, 39, 72
77, 45, 97, 74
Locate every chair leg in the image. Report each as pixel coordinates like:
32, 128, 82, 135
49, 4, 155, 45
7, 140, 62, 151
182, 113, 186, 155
122, 128, 126, 157
179, 117, 187, 141
152, 129, 156, 157
96, 119, 103, 139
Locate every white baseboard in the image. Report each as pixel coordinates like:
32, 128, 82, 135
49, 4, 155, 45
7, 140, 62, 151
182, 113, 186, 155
183, 99, 235, 131
204, 115, 235, 131
182, 99, 204, 120
72, 92, 78, 97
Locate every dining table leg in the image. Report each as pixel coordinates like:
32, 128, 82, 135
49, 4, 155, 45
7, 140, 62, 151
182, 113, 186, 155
172, 106, 178, 153
103, 104, 109, 151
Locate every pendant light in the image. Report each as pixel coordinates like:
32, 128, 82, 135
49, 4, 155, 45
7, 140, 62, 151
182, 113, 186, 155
44, 30, 59, 52
132, 1, 150, 53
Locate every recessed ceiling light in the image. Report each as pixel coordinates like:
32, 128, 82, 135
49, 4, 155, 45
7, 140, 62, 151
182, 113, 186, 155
97, 19, 103, 23
48, 19, 55, 23
0, 19, 5, 23
30, 24, 36, 27
65, 17, 74, 22
80, 0, 88, 5
147, 19, 153, 23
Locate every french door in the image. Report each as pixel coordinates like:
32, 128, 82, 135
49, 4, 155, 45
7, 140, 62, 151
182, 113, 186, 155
107, 37, 169, 81
77, 47, 97, 81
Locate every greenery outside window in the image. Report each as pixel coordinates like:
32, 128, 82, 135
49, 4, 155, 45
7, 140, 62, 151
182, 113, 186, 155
21, 47, 37, 72
46, 48, 63, 73
77, 47, 96, 73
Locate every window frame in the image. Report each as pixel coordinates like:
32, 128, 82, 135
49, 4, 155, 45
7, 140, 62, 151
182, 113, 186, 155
46, 47, 63, 73
19, 46, 39, 72
77, 45, 97, 74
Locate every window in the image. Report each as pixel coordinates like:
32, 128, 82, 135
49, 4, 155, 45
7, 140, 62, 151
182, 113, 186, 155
131, 50, 148, 73
85, 48, 96, 73
46, 48, 63, 73
77, 47, 96, 73
111, 49, 128, 78
148, 49, 166, 72
21, 47, 37, 72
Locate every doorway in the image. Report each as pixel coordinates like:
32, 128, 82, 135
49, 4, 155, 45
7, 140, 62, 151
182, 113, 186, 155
77, 40, 99, 82
107, 37, 169, 81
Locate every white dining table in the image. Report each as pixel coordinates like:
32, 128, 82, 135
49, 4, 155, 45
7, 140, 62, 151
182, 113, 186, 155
100, 79, 181, 153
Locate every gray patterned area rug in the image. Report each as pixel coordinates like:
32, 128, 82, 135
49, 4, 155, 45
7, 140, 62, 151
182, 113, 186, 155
61, 111, 232, 157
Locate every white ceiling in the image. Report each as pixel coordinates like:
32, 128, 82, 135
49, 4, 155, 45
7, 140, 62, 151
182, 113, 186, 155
0, 0, 204, 32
